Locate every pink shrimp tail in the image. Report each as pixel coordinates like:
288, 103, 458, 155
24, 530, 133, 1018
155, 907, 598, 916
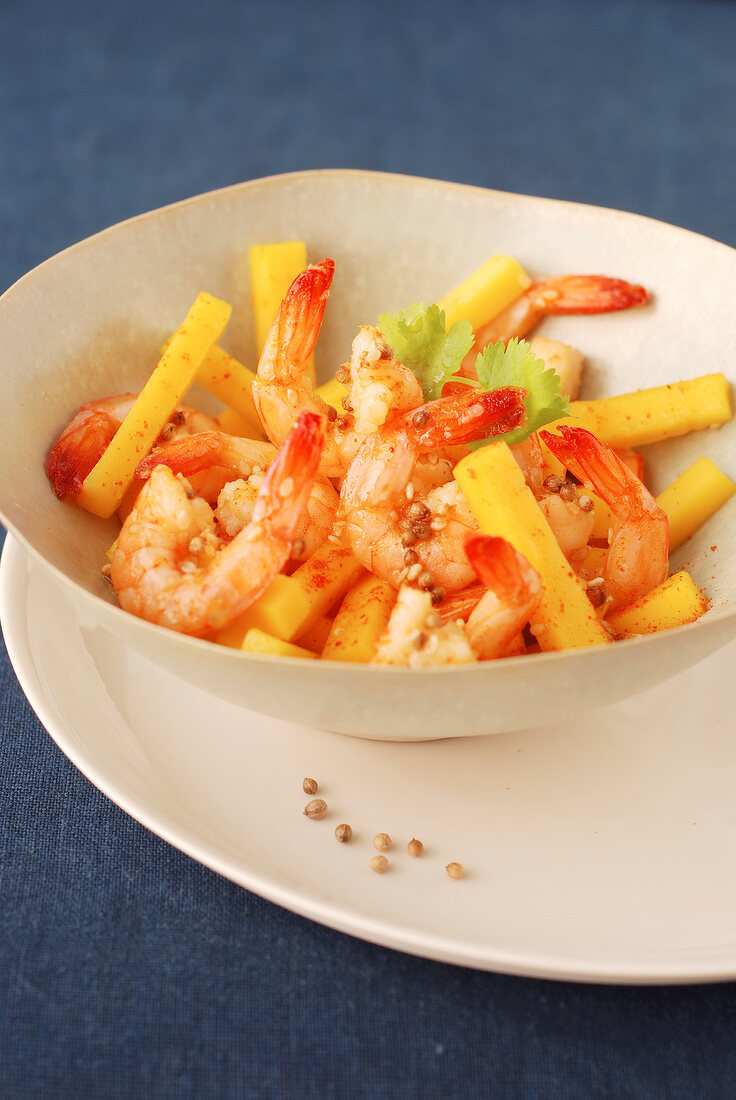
540, 426, 646, 516
406, 387, 526, 447
530, 275, 649, 314
253, 411, 327, 538
136, 431, 231, 480
465, 536, 541, 607
46, 408, 120, 499
267, 259, 334, 373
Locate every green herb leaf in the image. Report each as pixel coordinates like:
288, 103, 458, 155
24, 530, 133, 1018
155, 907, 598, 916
471, 338, 570, 447
377, 303, 474, 401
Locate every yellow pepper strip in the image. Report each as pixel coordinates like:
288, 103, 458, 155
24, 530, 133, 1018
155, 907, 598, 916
250, 241, 316, 384
240, 628, 317, 659
316, 376, 349, 411
454, 443, 609, 651
196, 345, 263, 433
607, 571, 708, 637
322, 574, 397, 662
216, 543, 363, 648
437, 254, 531, 332
550, 374, 733, 449
297, 613, 335, 655
216, 405, 266, 439
655, 456, 736, 553
77, 292, 231, 518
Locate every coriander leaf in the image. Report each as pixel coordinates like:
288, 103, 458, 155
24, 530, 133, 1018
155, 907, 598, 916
470, 338, 570, 448
377, 303, 474, 401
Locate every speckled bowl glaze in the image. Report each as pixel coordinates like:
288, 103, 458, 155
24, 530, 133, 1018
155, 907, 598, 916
1, 170, 735, 739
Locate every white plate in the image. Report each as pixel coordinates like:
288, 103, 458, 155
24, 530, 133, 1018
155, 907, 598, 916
3, 530, 736, 984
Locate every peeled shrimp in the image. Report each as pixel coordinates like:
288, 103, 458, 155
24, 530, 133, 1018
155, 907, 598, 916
371, 586, 475, 667
46, 394, 220, 501
540, 425, 668, 610
136, 428, 338, 562
339, 386, 526, 594
476, 275, 649, 345
464, 536, 542, 659
252, 259, 424, 478
109, 411, 326, 635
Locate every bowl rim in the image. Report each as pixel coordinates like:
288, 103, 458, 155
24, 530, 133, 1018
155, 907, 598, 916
2, 167, 736, 674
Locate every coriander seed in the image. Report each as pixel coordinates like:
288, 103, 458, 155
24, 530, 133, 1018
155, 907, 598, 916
302, 777, 319, 795
303, 798, 328, 820
335, 823, 353, 843
370, 855, 389, 873
445, 861, 465, 879
373, 832, 392, 851
407, 838, 424, 858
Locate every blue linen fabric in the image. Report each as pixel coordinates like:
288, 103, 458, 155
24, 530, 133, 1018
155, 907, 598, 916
2, 0, 736, 1095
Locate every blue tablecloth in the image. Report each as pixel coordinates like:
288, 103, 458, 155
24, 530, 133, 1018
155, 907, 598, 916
2, 1, 736, 1095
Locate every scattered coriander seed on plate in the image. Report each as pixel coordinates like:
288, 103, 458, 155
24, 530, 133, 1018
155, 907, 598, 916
445, 861, 465, 879
407, 838, 424, 858
303, 798, 328, 820
302, 777, 318, 795
370, 855, 389, 873
334, 823, 353, 843
373, 832, 392, 851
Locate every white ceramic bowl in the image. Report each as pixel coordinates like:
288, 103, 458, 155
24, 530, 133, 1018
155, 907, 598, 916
1, 170, 735, 739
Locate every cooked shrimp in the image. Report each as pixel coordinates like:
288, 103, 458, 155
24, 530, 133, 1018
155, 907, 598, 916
540, 425, 668, 610
252, 259, 424, 478
136, 430, 277, 504
477, 275, 649, 344
135, 429, 338, 560
464, 536, 543, 659
109, 411, 326, 634
339, 386, 526, 594
46, 394, 220, 500
371, 586, 475, 667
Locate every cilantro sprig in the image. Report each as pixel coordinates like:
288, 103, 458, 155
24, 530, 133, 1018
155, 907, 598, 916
376, 303, 474, 402
376, 303, 570, 446
470, 337, 570, 447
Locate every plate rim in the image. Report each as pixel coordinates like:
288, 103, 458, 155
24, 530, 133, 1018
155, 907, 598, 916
3, 531, 736, 986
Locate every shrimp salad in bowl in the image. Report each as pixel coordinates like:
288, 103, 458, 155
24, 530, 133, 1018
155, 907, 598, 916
43, 246, 735, 670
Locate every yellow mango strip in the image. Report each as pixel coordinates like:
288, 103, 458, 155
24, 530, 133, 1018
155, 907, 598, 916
322, 574, 397, 663
217, 405, 266, 440
550, 374, 733, 449
316, 376, 349, 411
240, 628, 317, 660
250, 241, 315, 384
437, 254, 531, 332
655, 456, 736, 553
216, 543, 363, 648
454, 443, 609, 651
196, 344, 263, 432
297, 613, 335, 655
116, 480, 143, 525
607, 571, 708, 637
77, 293, 232, 518
588, 492, 616, 541
106, 538, 118, 564
578, 545, 608, 579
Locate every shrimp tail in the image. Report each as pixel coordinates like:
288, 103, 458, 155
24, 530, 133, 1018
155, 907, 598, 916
253, 410, 327, 538
46, 408, 120, 499
530, 275, 649, 314
135, 431, 228, 481
259, 259, 335, 383
540, 426, 645, 517
407, 387, 526, 447
465, 536, 542, 608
